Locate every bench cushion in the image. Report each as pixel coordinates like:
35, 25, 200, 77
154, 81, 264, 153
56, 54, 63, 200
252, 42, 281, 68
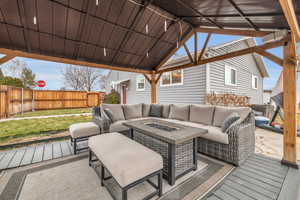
69, 122, 100, 138
89, 133, 163, 187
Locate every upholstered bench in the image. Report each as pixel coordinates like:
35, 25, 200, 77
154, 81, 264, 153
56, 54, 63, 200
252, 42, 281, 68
69, 122, 100, 154
88, 132, 163, 200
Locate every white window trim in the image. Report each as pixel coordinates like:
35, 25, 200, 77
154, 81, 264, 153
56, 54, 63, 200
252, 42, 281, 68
252, 74, 258, 89
224, 65, 237, 86
160, 70, 184, 87
136, 75, 145, 91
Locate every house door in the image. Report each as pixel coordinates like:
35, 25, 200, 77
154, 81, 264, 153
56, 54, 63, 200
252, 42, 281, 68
121, 85, 126, 104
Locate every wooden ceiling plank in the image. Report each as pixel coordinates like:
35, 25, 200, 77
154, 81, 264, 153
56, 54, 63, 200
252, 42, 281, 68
198, 33, 212, 62
183, 43, 193, 63
255, 48, 283, 66
155, 28, 194, 70
196, 27, 273, 37
0, 48, 152, 74
0, 55, 15, 65
279, 0, 300, 41
157, 37, 287, 73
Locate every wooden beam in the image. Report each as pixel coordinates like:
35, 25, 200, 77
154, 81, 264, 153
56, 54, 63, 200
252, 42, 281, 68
0, 55, 15, 65
183, 43, 193, 63
255, 48, 284, 66
0, 48, 152, 74
155, 72, 162, 84
194, 32, 198, 64
155, 29, 194, 70
282, 34, 298, 168
198, 33, 212, 62
150, 72, 157, 104
196, 27, 274, 37
143, 74, 151, 83
158, 37, 287, 73
279, 0, 300, 41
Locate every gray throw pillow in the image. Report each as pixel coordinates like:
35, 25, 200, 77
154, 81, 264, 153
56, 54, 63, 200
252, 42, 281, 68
149, 104, 162, 117
221, 112, 240, 133
104, 108, 116, 122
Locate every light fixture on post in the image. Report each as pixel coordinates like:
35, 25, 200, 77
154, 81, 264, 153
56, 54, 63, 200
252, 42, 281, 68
164, 20, 167, 32
103, 47, 107, 56
33, 16, 37, 25
146, 24, 149, 34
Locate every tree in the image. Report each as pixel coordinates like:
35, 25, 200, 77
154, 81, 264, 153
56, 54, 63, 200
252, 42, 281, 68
103, 89, 120, 104
61, 65, 104, 91
21, 67, 36, 88
2, 59, 27, 78
0, 68, 4, 78
0, 76, 24, 87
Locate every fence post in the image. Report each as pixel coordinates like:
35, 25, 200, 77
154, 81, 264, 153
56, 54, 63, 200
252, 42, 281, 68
21, 87, 24, 114
32, 90, 35, 111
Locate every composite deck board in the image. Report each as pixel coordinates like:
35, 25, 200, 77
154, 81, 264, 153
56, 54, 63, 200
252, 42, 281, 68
60, 141, 71, 157
203, 154, 289, 200
0, 151, 17, 170
52, 142, 62, 159
7, 149, 26, 168
43, 143, 53, 161
32, 145, 44, 163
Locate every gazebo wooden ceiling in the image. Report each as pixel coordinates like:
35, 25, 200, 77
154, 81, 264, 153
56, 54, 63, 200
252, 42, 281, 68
0, 0, 299, 168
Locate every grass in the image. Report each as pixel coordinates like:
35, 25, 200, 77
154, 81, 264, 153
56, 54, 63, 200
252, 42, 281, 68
275, 114, 300, 125
13, 108, 91, 118
0, 115, 92, 144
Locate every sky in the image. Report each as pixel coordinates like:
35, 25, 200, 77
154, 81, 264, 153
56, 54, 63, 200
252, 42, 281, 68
0, 33, 298, 91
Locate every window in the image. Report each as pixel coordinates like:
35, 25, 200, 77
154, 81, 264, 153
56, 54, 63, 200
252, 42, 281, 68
225, 65, 237, 86
161, 70, 183, 86
252, 75, 258, 89
136, 75, 145, 91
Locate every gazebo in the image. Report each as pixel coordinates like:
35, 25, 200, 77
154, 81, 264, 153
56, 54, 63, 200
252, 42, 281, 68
0, 0, 298, 170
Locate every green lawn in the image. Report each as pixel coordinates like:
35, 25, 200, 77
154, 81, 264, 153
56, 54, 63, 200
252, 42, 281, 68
0, 115, 92, 144
13, 108, 91, 118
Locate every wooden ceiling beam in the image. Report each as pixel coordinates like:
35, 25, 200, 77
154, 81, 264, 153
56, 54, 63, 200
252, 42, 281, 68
255, 48, 284, 66
0, 48, 153, 74
155, 28, 194, 70
0, 55, 15, 65
183, 43, 193, 63
157, 37, 287, 73
198, 33, 212, 62
279, 0, 300, 41
196, 27, 274, 37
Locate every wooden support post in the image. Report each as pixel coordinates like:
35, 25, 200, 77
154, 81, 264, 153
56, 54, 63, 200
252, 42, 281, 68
194, 32, 198, 64
282, 34, 299, 168
150, 72, 157, 104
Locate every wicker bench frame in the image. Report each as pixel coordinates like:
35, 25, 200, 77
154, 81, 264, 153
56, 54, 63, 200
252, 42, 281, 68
70, 134, 98, 154
89, 150, 163, 200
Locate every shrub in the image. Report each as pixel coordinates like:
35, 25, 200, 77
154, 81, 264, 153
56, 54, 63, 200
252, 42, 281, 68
103, 89, 120, 104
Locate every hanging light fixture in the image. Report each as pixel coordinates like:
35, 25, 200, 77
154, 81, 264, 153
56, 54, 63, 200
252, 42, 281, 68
104, 48, 107, 56
145, 24, 149, 34
33, 16, 37, 25
96, 0, 99, 6
176, 39, 179, 48
164, 20, 167, 32
146, 51, 149, 58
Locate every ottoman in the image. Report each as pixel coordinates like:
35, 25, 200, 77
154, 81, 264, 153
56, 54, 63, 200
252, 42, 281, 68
69, 122, 100, 154
88, 132, 163, 200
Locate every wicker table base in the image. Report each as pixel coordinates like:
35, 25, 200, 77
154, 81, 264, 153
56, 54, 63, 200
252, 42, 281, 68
131, 130, 197, 185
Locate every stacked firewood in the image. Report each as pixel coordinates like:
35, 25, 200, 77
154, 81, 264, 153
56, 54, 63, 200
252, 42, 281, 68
205, 93, 250, 107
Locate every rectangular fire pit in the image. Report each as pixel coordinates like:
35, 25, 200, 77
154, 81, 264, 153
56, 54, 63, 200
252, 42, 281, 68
123, 119, 207, 185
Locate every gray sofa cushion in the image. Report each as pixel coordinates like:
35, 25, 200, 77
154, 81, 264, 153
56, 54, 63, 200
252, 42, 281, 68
162, 104, 170, 118
221, 112, 240, 132
109, 120, 130, 133
142, 104, 151, 117
213, 106, 251, 127
123, 104, 143, 120
189, 104, 215, 125
149, 104, 162, 117
102, 104, 125, 122
169, 104, 190, 121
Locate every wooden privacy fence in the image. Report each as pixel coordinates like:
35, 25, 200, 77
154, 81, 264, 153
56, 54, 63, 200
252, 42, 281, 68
0, 85, 104, 119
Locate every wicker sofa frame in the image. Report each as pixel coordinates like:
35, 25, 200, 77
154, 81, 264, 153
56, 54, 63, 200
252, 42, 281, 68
92, 105, 255, 166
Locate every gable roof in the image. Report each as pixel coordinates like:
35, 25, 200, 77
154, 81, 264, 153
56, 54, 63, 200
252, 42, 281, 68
161, 38, 269, 77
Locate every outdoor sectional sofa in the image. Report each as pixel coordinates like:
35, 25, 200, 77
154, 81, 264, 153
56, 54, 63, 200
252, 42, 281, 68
92, 104, 255, 166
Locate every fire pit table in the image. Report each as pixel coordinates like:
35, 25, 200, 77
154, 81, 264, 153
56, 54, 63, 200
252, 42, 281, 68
123, 119, 208, 185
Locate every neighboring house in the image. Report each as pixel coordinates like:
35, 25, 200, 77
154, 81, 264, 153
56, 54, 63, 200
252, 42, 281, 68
105, 38, 269, 105
263, 89, 272, 104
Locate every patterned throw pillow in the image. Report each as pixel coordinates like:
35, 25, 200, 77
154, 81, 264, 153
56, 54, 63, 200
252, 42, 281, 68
104, 108, 116, 123
149, 104, 162, 117
221, 112, 240, 133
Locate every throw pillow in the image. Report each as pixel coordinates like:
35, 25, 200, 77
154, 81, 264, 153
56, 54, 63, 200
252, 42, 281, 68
149, 104, 162, 117
221, 112, 240, 133
104, 108, 116, 122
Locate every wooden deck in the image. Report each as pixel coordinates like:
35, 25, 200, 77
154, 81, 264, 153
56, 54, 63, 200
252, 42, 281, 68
0, 140, 79, 170
203, 154, 300, 200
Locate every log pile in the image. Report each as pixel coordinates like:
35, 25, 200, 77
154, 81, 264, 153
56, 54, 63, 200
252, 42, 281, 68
205, 93, 250, 107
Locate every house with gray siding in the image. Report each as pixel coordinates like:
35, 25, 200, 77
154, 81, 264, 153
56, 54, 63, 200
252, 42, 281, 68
105, 38, 269, 105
